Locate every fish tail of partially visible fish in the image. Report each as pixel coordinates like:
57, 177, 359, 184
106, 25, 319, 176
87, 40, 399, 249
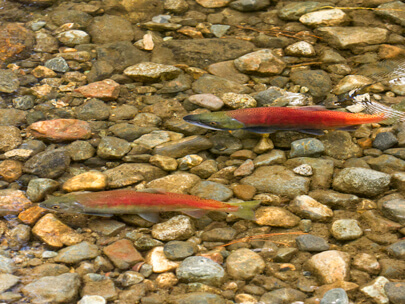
361, 100, 405, 124
226, 200, 261, 220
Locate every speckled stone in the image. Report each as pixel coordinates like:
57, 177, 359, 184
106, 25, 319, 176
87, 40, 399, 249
330, 219, 363, 241
176, 256, 225, 286
296, 234, 329, 252
152, 215, 195, 241
226, 248, 265, 280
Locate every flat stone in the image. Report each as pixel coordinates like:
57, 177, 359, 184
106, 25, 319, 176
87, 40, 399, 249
226, 248, 265, 280
62, 171, 107, 192
54, 241, 99, 264
309, 189, 360, 209
0, 126, 22, 152
23, 149, 70, 178
320, 288, 349, 304
191, 74, 252, 95
387, 240, 405, 260
207, 61, 249, 84
0, 23, 35, 64
234, 49, 286, 75
0, 274, 19, 293
381, 199, 405, 225
255, 206, 300, 227
124, 62, 181, 82
147, 172, 200, 194
163, 241, 196, 260
154, 135, 213, 158
97, 136, 131, 159
289, 195, 333, 222
87, 15, 134, 44
296, 234, 329, 252
170, 292, 225, 304
176, 256, 225, 286
384, 281, 405, 304
331, 219, 363, 241
190, 181, 233, 201
0, 189, 32, 216
103, 239, 143, 270
290, 69, 332, 98
278, 1, 331, 20
300, 9, 350, 27
81, 275, 117, 301
290, 138, 325, 158
26, 178, 60, 203
307, 250, 350, 284
152, 215, 195, 241
0, 109, 26, 127
57, 30, 90, 47
89, 219, 126, 236
28, 119, 92, 142
260, 288, 306, 304
0, 69, 19, 93
75, 79, 120, 101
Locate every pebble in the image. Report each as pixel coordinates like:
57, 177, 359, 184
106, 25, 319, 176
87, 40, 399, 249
253, 150, 286, 167
188, 94, 224, 110
260, 288, 306, 303
45, 56, 69, 72
255, 206, 300, 227
176, 256, 225, 286
207, 61, 250, 84
221, 92, 257, 109
293, 164, 313, 176
117, 271, 144, 287
145, 246, 180, 273
290, 138, 325, 158
320, 288, 349, 304
170, 292, 225, 304
0, 126, 22, 152
103, 239, 143, 270
201, 227, 237, 242
154, 135, 213, 158
190, 181, 233, 201
149, 154, 178, 171
384, 282, 405, 304
285, 41, 316, 57
54, 241, 99, 264
360, 276, 390, 304
295, 234, 329, 252
62, 171, 107, 192
381, 199, 405, 224
81, 274, 117, 301
75, 79, 120, 101
0, 189, 32, 215
26, 178, 60, 202
0, 159, 22, 182
0, 69, 19, 93
97, 136, 131, 159
289, 195, 333, 222
332, 167, 391, 197
373, 132, 398, 150
66, 141, 95, 161
178, 154, 203, 170
146, 173, 200, 194
152, 215, 195, 241
387, 240, 405, 260
22, 273, 81, 303
163, 241, 196, 260
234, 49, 286, 75
226, 248, 265, 280
28, 119, 92, 142
352, 253, 380, 275
124, 62, 181, 82
330, 219, 363, 241
78, 295, 107, 304
23, 149, 71, 178
307, 250, 350, 284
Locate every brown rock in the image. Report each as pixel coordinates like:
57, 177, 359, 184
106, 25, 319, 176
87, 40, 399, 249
32, 214, 83, 248
232, 184, 256, 200
306, 250, 350, 284
255, 206, 300, 228
196, 0, 231, 8
0, 189, 32, 216
0, 126, 22, 152
103, 239, 143, 270
18, 206, 47, 225
208, 60, 250, 84
0, 159, 22, 182
378, 44, 405, 59
0, 23, 35, 64
62, 171, 107, 192
146, 173, 200, 194
75, 79, 120, 100
28, 119, 92, 142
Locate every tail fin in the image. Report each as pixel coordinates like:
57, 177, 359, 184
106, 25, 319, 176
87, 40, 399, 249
227, 200, 261, 220
361, 100, 405, 124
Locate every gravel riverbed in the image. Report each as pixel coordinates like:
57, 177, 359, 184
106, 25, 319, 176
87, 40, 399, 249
0, 0, 405, 303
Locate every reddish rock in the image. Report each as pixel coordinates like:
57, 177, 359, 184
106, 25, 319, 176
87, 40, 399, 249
103, 239, 144, 269
0, 189, 32, 216
0, 159, 23, 182
18, 206, 47, 225
0, 23, 35, 64
75, 79, 120, 100
28, 119, 92, 142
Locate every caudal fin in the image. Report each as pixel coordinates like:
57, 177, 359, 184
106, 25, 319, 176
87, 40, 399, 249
362, 100, 405, 124
227, 200, 261, 220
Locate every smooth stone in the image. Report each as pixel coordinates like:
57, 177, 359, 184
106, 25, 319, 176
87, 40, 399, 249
62, 171, 107, 192
289, 195, 333, 221
0, 126, 22, 152
87, 15, 134, 44
170, 292, 225, 304
331, 219, 363, 241
0, 274, 19, 293
290, 138, 325, 158
360, 276, 390, 304
207, 60, 250, 84
384, 281, 405, 304
23, 149, 70, 178
387, 240, 405, 260
191, 74, 252, 95
373, 132, 398, 150
307, 250, 350, 284
152, 215, 195, 241
145, 246, 180, 273
300, 9, 350, 27
366, 155, 405, 174
188, 94, 224, 110
54, 241, 99, 264
260, 288, 306, 303
309, 190, 359, 209
44, 57, 69, 72
201, 227, 237, 242
210, 133, 243, 155
253, 150, 286, 167
163, 241, 196, 260
234, 49, 286, 75
320, 288, 349, 304
146, 172, 200, 194
88, 219, 126, 236
296, 234, 329, 252
221, 92, 257, 109
176, 256, 225, 286
381, 199, 405, 225
226, 248, 265, 280
278, 1, 331, 20
352, 253, 380, 275
124, 62, 181, 82
103, 239, 143, 270
97, 136, 131, 159
0, 109, 26, 126
154, 135, 213, 158
0, 69, 19, 93
230, 0, 270, 11
285, 41, 316, 57
78, 295, 107, 304
66, 141, 95, 161
290, 69, 332, 97
56, 30, 90, 47
255, 206, 300, 228
190, 181, 233, 201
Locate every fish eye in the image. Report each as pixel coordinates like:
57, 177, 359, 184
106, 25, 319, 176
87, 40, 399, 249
51, 205, 60, 210
209, 122, 218, 126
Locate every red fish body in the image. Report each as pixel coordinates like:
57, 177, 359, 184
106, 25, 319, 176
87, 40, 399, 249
40, 189, 259, 221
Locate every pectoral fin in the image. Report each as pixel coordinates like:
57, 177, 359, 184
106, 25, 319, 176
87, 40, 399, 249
182, 210, 208, 218
138, 212, 160, 223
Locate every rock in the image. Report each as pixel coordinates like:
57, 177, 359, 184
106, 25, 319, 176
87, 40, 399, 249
0, 274, 19, 293
332, 167, 391, 197
376, 1, 405, 26
320, 288, 349, 304
145, 246, 180, 273
97, 136, 131, 159
210, 133, 243, 155
360, 276, 390, 304
176, 256, 225, 286
309, 189, 360, 209
191, 74, 251, 95
26, 178, 60, 202
75, 79, 120, 101
54, 241, 99, 264
44, 57, 69, 73
255, 206, 300, 227
230, 0, 270, 11
152, 38, 255, 68
331, 219, 363, 241
293, 164, 313, 176
32, 214, 83, 248
384, 281, 405, 304
234, 49, 286, 75
170, 292, 225, 304
300, 9, 350, 27
207, 61, 249, 84
315, 26, 388, 49
366, 155, 405, 174
352, 253, 380, 275
0, 109, 26, 126
201, 227, 237, 242
290, 138, 324, 158
289, 195, 333, 222
278, 1, 330, 20
103, 239, 143, 270
56, 30, 90, 47
387, 240, 405, 260
226, 248, 265, 280
188, 94, 224, 110
23, 149, 70, 179
260, 288, 307, 303
221, 92, 257, 109
28, 119, 92, 142
133, 130, 175, 149
66, 141, 95, 161
164, 0, 189, 13
0, 189, 32, 215
87, 15, 134, 44
290, 69, 332, 98
22, 273, 81, 304
0, 255, 15, 274
81, 274, 117, 301
381, 199, 405, 225
147, 172, 200, 194
7, 224, 30, 250
0, 126, 22, 152
285, 41, 316, 57
178, 155, 204, 170
241, 165, 310, 198
0, 23, 35, 64
0, 159, 22, 182
253, 150, 286, 167
0, 69, 19, 93
89, 219, 126, 236
295, 234, 329, 252
124, 62, 181, 83
49, 9, 92, 27
78, 295, 107, 304
373, 132, 398, 150
380, 259, 405, 279
152, 215, 195, 241
76, 98, 110, 121
164, 241, 196, 260
190, 181, 233, 201
306, 250, 350, 284
154, 135, 213, 158
117, 271, 144, 287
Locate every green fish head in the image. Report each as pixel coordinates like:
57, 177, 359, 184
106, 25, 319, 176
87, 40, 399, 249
39, 195, 85, 213
183, 112, 246, 131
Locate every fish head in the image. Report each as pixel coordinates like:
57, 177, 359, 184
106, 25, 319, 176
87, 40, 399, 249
39, 195, 85, 213
183, 112, 246, 131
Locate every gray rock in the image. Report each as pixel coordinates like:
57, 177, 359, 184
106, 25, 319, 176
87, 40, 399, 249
290, 69, 332, 97
152, 215, 195, 241
7, 224, 30, 250
373, 132, 398, 150
88, 219, 126, 236
201, 227, 237, 242
331, 219, 363, 241
295, 234, 329, 252
226, 248, 265, 280
190, 181, 233, 201
49, 9, 92, 27
87, 15, 134, 44
152, 38, 255, 69
385, 148, 405, 160
76, 99, 110, 121
387, 240, 405, 260
230, 0, 270, 11
376, 1, 405, 27
241, 165, 310, 198
253, 149, 286, 167
320, 288, 349, 304
384, 281, 405, 304
54, 242, 100, 264
366, 155, 405, 173
210, 24, 230, 38
0, 255, 15, 274
382, 199, 405, 225
22, 273, 81, 303
290, 138, 325, 158
309, 189, 359, 209
26, 178, 60, 202
332, 167, 391, 197
13, 95, 35, 110
109, 123, 157, 142
66, 141, 95, 161
45, 57, 69, 73
163, 241, 196, 260
23, 150, 70, 178
0, 70, 19, 93
170, 292, 225, 304
176, 256, 225, 286
0, 109, 26, 127
260, 288, 307, 303
278, 1, 331, 20
192, 74, 251, 95
97, 136, 131, 159
154, 135, 213, 158
190, 160, 218, 179
0, 126, 22, 152
0, 274, 19, 293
